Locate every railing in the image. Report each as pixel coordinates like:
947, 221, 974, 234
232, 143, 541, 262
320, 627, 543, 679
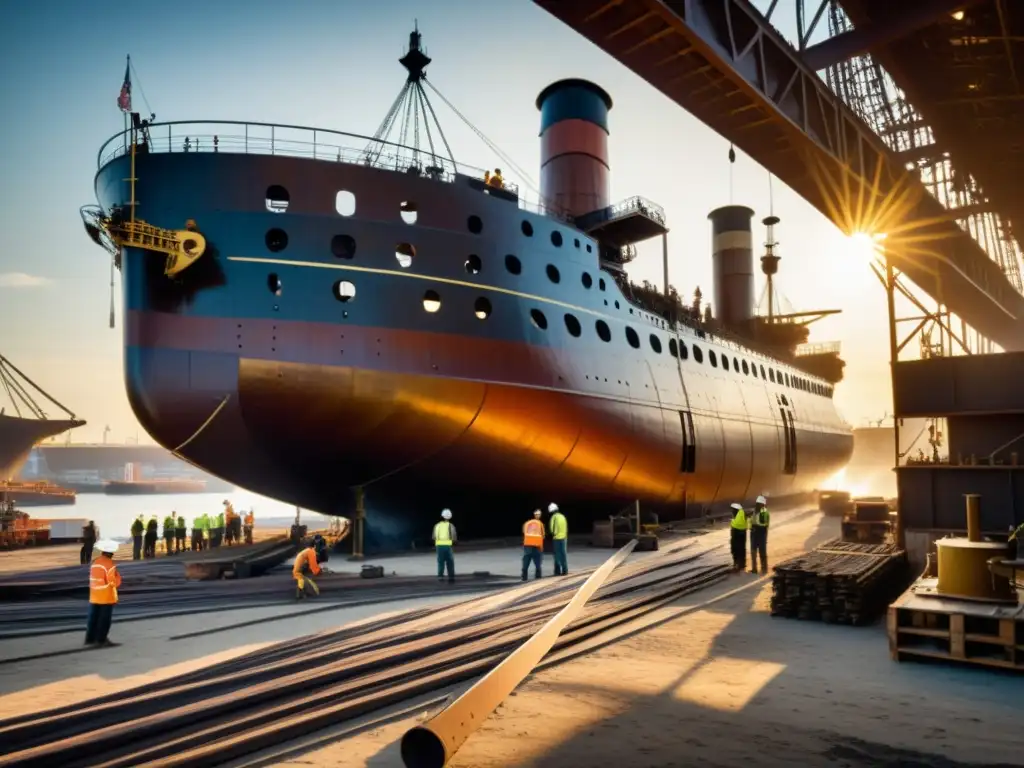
795, 341, 842, 357
576, 195, 668, 231
95, 120, 570, 219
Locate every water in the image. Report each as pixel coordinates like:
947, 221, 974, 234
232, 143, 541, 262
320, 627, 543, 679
27, 491, 333, 542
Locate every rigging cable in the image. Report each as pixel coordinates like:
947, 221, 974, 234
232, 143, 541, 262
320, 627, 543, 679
128, 58, 154, 118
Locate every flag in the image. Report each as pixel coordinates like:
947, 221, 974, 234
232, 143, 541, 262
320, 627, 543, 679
117, 56, 132, 113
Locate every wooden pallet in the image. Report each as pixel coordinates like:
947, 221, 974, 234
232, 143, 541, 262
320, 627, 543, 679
888, 578, 1024, 671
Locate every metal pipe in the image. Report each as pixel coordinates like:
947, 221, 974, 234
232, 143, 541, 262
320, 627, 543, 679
662, 232, 669, 295
885, 259, 905, 549
965, 494, 981, 542
400, 538, 638, 768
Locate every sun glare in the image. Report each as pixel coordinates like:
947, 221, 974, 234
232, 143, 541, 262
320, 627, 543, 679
846, 231, 887, 264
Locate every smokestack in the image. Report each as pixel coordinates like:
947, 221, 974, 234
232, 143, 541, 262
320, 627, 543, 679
708, 205, 755, 329
536, 79, 613, 218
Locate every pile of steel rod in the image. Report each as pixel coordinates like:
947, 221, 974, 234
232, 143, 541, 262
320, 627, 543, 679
0, 540, 731, 768
769, 539, 907, 625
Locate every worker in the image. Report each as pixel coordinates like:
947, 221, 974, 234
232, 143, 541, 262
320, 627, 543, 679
225, 504, 236, 546
190, 517, 202, 551
80, 520, 97, 565
233, 507, 244, 543
483, 169, 491, 186
522, 509, 545, 581
162, 513, 176, 555
433, 508, 456, 583
488, 168, 504, 188
175, 514, 186, 553
199, 513, 211, 550
729, 502, 748, 573
214, 501, 229, 548
548, 502, 569, 576
243, 509, 254, 545
130, 515, 144, 560
144, 515, 159, 559
85, 539, 123, 647
749, 495, 770, 574
293, 536, 328, 600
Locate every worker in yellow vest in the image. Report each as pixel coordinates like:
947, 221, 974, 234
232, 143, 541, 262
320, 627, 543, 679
522, 509, 545, 581
749, 495, 770, 574
548, 502, 569, 575
729, 502, 748, 573
433, 508, 456, 583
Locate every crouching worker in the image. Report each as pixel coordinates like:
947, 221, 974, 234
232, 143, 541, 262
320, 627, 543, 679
293, 535, 329, 600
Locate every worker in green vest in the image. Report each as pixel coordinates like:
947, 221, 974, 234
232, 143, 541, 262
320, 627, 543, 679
212, 509, 226, 548
749, 495, 770, 575
175, 514, 186, 553
729, 502, 748, 573
548, 502, 569, 575
130, 515, 144, 560
432, 509, 456, 583
198, 513, 211, 550
162, 513, 176, 555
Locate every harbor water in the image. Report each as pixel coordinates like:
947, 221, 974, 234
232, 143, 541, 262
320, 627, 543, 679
19, 491, 332, 542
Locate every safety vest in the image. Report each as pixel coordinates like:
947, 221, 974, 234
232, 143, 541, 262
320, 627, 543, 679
730, 509, 748, 531
293, 547, 320, 577
752, 507, 770, 528
216, 513, 225, 528
131, 518, 144, 536
177, 517, 185, 530
549, 512, 568, 540
434, 521, 453, 546
89, 556, 121, 605
244, 512, 254, 527
523, 519, 544, 548
163, 516, 176, 535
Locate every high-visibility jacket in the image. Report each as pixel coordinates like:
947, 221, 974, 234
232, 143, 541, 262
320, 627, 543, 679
752, 506, 770, 529
433, 521, 454, 546
216, 512, 225, 529
549, 512, 568, 540
89, 555, 122, 605
293, 547, 321, 578
244, 512, 254, 527
730, 509, 748, 531
523, 519, 544, 548
176, 516, 186, 531
163, 516, 176, 536
131, 518, 144, 536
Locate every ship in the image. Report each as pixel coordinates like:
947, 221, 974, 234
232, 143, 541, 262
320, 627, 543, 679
102, 460, 208, 494
0, 354, 83, 503
82, 28, 853, 553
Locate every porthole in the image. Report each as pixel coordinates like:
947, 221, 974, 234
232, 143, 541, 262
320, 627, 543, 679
614, 300, 620, 310
564, 314, 582, 337
422, 290, 441, 313
505, 254, 522, 275
265, 185, 289, 213
625, 327, 640, 349
595, 319, 612, 342
400, 201, 418, 225
574, 238, 580, 248
785, 373, 791, 387
769, 369, 776, 383
336, 190, 356, 217
679, 342, 689, 360
521, 220, 534, 237
668, 338, 678, 358
586, 244, 593, 253
693, 345, 703, 364
782, 395, 789, 407
649, 335, 662, 354
396, 242, 416, 268
742, 360, 750, 375
760, 364, 766, 379
546, 264, 561, 284
599, 279, 606, 291
722, 355, 730, 371
551, 231, 563, 247
267, 273, 282, 295
530, 308, 548, 330
465, 254, 482, 275
709, 351, 718, 368
581, 272, 593, 289
467, 215, 483, 234
265, 228, 288, 253
333, 280, 356, 302
331, 234, 356, 260
474, 297, 492, 320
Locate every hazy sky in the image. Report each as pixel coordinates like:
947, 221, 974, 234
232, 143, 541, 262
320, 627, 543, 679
1, 0, 924, 444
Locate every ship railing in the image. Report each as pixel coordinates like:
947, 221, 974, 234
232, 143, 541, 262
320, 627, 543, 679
795, 341, 842, 357
575, 195, 667, 231
96, 120, 569, 221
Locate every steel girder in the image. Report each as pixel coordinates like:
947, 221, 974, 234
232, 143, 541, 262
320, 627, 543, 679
533, 0, 1024, 350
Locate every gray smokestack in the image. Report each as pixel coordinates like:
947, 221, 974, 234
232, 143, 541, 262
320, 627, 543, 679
708, 205, 755, 329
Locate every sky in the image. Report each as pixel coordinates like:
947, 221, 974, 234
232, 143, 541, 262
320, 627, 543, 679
0, 0, 926, 444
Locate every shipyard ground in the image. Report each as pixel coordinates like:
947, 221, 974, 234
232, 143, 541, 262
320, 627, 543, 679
0, 511, 1019, 767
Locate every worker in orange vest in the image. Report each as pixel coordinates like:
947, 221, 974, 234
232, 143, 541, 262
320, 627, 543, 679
293, 536, 329, 600
521, 509, 545, 581
85, 539, 123, 647
243, 509, 255, 545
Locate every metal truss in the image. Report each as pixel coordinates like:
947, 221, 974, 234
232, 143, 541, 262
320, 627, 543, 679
534, 0, 1024, 351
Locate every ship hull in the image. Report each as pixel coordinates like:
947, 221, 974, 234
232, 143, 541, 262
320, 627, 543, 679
0, 414, 83, 481
95, 142, 853, 553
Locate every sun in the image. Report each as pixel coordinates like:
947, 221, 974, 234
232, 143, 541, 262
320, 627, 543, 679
846, 231, 887, 264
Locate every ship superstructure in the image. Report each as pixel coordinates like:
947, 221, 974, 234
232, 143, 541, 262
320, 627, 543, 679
83, 28, 853, 552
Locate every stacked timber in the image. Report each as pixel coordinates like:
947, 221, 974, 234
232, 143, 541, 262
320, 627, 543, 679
770, 539, 908, 625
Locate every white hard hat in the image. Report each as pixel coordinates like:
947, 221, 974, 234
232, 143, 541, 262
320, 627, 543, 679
730, 503, 743, 511
548, 502, 559, 513
95, 539, 119, 554
755, 495, 767, 505
441, 509, 452, 520
533, 509, 542, 517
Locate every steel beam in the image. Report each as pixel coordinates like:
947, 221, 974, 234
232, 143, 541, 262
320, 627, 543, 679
533, 0, 1024, 351
802, 0, 986, 71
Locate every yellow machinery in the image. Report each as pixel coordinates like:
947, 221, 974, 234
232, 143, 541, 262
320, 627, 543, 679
934, 494, 1018, 604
